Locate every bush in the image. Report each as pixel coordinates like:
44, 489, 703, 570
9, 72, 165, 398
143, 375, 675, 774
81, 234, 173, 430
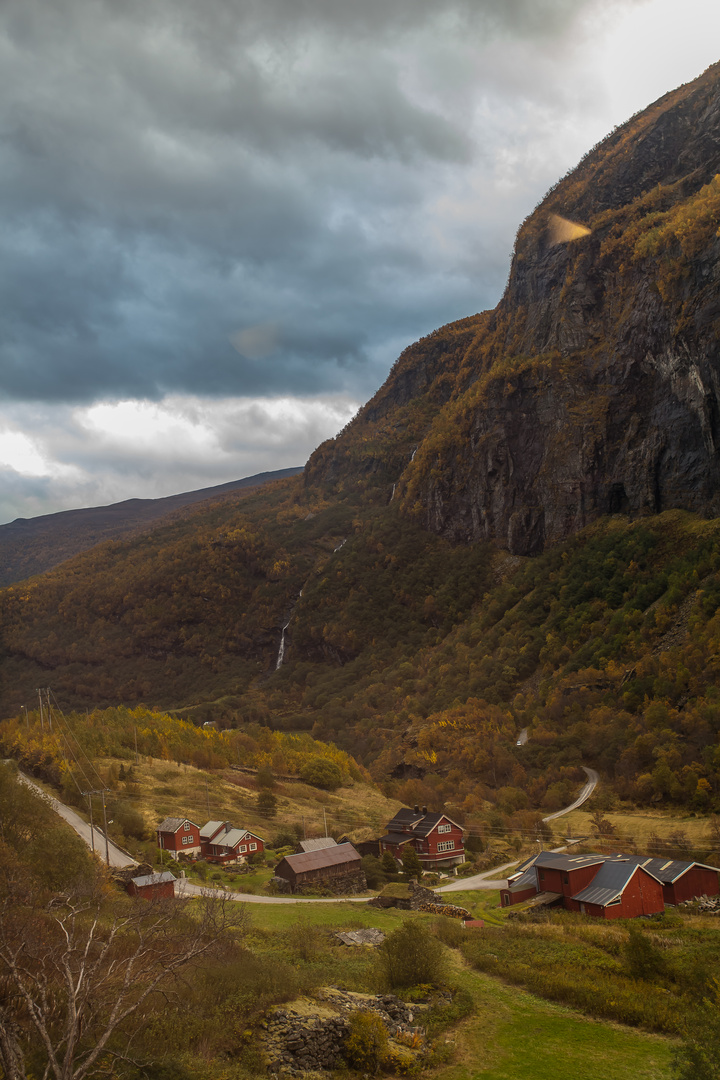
300, 757, 344, 791
362, 854, 387, 890
432, 917, 465, 948
378, 920, 446, 990
344, 1010, 388, 1075
382, 851, 399, 874
624, 925, 666, 981
401, 847, 423, 879
256, 791, 277, 818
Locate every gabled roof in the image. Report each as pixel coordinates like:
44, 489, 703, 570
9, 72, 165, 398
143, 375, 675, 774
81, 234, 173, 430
386, 808, 424, 830
507, 866, 538, 892
131, 871, 176, 888
385, 808, 463, 839
624, 855, 720, 883
535, 852, 606, 873
279, 842, 361, 874
572, 860, 661, 907
200, 820, 228, 840
299, 837, 337, 853
157, 816, 196, 833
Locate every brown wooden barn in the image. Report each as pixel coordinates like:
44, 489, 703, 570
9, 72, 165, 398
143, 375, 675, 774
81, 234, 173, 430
127, 870, 176, 900
274, 842, 366, 894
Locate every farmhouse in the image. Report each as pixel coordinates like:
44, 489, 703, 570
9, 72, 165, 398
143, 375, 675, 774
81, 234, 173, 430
203, 823, 265, 864
380, 806, 465, 868
156, 817, 201, 859
274, 842, 365, 894
500, 850, 720, 918
127, 870, 176, 901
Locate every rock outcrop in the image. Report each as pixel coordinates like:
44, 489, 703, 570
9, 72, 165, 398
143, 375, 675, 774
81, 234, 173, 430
307, 62, 720, 554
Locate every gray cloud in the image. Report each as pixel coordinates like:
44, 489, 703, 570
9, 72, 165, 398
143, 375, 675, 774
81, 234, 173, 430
0, 0, 635, 410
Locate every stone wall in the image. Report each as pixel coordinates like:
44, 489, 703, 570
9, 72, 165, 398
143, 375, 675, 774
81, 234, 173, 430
294, 867, 367, 895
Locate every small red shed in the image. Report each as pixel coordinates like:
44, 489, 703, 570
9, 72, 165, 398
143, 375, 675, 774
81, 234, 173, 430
127, 870, 176, 901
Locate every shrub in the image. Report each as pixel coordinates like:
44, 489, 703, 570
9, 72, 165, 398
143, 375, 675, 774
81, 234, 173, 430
344, 1010, 388, 1075
624, 925, 666, 982
362, 854, 387, 890
256, 791, 277, 818
382, 851, 399, 874
378, 920, 446, 990
432, 917, 465, 948
401, 847, 423, 879
300, 757, 344, 790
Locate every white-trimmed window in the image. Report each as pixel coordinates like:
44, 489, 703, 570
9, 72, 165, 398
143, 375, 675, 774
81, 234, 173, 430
240, 845, 247, 853
250, 843, 257, 851
437, 840, 455, 852
438, 823, 452, 834
183, 822, 191, 831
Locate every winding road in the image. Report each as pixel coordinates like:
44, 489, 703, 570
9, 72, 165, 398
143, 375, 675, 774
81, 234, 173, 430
15, 761, 599, 901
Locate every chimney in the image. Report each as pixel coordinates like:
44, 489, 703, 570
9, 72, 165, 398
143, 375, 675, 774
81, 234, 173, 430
413, 804, 420, 814
422, 805, 428, 814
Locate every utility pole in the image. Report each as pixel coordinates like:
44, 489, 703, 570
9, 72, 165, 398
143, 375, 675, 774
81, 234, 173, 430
37, 688, 44, 732
21, 705, 27, 729
134, 725, 139, 766
45, 688, 52, 731
87, 793, 96, 854
302, 815, 306, 839
206, 779, 210, 818
323, 808, 328, 837
101, 791, 110, 866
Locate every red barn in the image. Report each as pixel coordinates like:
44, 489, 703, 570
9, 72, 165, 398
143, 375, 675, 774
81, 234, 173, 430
632, 857, 720, 905
127, 870, 176, 901
156, 817, 201, 859
380, 806, 465, 869
566, 859, 664, 919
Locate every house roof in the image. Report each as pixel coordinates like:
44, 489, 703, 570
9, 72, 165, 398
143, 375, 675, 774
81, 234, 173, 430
624, 855, 720, 883
279, 842, 361, 874
299, 837, 337, 853
385, 808, 463, 839
535, 852, 606, 873
200, 820, 227, 840
131, 871, 176, 888
157, 817, 195, 833
380, 832, 413, 847
572, 860, 660, 907
507, 866, 537, 892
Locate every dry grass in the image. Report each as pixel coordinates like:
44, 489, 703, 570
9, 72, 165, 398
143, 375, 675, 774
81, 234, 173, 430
559, 805, 719, 857
102, 754, 402, 839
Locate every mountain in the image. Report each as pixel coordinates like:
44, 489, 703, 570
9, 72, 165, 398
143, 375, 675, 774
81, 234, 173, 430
308, 62, 720, 554
0, 467, 303, 586
3, 65, 720, 822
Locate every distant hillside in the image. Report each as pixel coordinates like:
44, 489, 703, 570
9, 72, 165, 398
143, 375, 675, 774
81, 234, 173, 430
0, 467, 303, 586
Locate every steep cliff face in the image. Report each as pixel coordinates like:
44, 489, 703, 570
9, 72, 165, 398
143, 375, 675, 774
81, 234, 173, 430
307, 62, 720, 554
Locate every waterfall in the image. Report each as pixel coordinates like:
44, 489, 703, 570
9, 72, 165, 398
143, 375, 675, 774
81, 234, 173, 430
410, 447, 417, 461
390, 483, 396, 501
276, 622, 290, 670
333, 538, 347, 552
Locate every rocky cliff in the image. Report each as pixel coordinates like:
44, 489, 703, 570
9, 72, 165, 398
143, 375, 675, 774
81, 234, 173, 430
307, 62, 720, 554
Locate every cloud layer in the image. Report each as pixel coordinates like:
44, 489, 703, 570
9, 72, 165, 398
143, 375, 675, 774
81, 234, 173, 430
2, 0, 720, 520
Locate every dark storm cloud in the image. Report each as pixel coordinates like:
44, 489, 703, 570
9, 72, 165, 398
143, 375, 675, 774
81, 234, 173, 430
0, 0, 623, 406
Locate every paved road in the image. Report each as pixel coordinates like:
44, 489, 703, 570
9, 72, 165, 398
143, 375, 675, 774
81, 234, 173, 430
18, 770, 138, 869
541, 766, 598, 822
176, 880, 370, 905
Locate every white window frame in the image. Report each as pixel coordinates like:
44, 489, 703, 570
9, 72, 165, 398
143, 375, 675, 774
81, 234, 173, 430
437, 840, 455, 852
239, 845, 247, 853
249, 843, 257, 851
183, 822, 191, 832
437, 823, 452, 834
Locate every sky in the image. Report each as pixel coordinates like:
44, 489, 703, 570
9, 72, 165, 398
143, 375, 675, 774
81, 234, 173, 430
2, 0, 720, 523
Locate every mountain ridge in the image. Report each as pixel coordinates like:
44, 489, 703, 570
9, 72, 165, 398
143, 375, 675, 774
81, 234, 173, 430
0, 466, 303, 586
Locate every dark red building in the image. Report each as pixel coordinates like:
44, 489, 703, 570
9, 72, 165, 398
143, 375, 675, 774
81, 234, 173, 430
380, 806, 465, 869
127, 870, 176, 900
500, 850, 719, 918
203, 823, 265, 864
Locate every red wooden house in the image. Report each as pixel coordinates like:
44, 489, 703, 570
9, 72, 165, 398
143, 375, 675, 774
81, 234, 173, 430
203, 823, 265, 864
199, 820, 230, 856
127, 870, 176, 900
631, 857, 720, 905
380, 806, 465, 869
156, 817, 201, 859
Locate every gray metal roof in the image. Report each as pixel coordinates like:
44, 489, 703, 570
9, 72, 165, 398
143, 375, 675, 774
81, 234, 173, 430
508, 866, 537, 892
622, 855, 720, 883
379, 832, 413, 846
571, 860, 658, 906
200, 820, 227, 840
386, 809, 424, 830
131, 871, 176, 888
279, 842, 361, 874
535, 852, 606, 872
299, 837, 337, 853
157, 817, 194, 833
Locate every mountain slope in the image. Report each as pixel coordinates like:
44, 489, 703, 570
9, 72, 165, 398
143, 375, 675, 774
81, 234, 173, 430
308, 62, 720, 554
0, 467, 303, 587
